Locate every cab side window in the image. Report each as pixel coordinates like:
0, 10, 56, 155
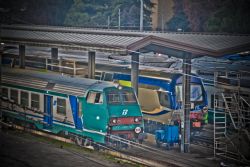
57, 98, 66, 115
10, 89, 18, 103
21, 91, 29, 107
87, 91, 103, 104
2, 88, 8, 98
31, 93, 40, 109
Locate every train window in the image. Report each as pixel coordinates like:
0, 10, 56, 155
139, 84, 160, 90
2, 88, 8, 98
190, 85, 203, 101
175, 84, 203, 102
107, 91, 120, 104
10, 89, 18, 104
175, 85, 182, 102
57, 98, 66, 115
21, 91, 29, 107
31, 93, 40, 109
104, 73, 113, 81
121, 90, 137, 104
157, 91, 171, 108
87, 92, 103, 104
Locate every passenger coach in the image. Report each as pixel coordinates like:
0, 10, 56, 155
1, 68, 144, 144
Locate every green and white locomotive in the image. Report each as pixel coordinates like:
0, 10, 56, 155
1, 68, 144, 145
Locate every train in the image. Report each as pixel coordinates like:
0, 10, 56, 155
95, 71, 208, 133
1, 67, 144, 146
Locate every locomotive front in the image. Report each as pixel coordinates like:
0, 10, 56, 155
105, 86, 144, 142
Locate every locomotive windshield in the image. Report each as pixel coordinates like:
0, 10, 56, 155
120, 90, 137, 104
157, 91, 171, 108
107, 91, 120, 104
106, 89, 137, 104
175, 84, 203, 102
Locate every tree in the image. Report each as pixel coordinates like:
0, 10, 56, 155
166, 0, 190, 31
0, 0, 73, 25
64, 0, 154, 29
205, 0, 250, 34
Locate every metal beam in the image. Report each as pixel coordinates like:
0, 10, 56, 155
181, 52, 192, 153
88, 51, 96, 79
0, 44, 3, 129
131, 52, 139, 96
140, 0, 143, 31
19, 45, 25, 69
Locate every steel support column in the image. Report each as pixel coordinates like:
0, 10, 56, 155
0, 44, 3, 129
19, 45, 25, 69
88, 51, 96, 79
131, 52, 139, 96
51, 48, 58, 71
181, 52, 191, 153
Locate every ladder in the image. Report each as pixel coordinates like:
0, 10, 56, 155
239, 96, 250, 128
213, 93, 227, 158
213, 70, 250, 163
222, 92, 241, 130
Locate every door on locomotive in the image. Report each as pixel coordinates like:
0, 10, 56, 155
83, 90, 108, 133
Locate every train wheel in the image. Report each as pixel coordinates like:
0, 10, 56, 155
166, 143, 170, 150
156, 140, 161, 148
92, 142, 100, 151
75, 136, 83, 146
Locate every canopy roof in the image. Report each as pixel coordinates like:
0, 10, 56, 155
1, 24, 250, 58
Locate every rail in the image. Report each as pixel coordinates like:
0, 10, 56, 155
1, 106, 217, 167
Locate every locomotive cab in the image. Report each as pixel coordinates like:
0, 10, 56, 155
106, 87, 144, 141
82, 85, 143, 144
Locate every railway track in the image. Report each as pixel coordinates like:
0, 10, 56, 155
191, 136, 214, 149
0, 112, 219, 167
112, 135, 215, 167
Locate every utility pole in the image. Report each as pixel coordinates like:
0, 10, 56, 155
0, 43, 3, 130
108, 16, 110, 29
140, 0, 144, 31
181, 52, 191, 153
118, 8, 121, 30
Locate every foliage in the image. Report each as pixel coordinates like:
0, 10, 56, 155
64, 0, 153, 29
166, 0, 190, 32
205, 0, 250, 34
181, 0, 250, 33
1, 0, 250, 33
0, 0, 73, 25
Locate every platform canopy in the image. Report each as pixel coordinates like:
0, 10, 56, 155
1, 24, 250, 58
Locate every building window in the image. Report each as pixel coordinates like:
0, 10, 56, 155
87, 92, 103, 104
57, 98, 66, 115
31, 93, 40, 109
10, 89, 18, 103
2, 88, 8, 98
21, 91, 29, 107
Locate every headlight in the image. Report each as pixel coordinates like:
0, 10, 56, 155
202, 106, 208, 113
134, 117, 139, 122
112, 118, 117, 124
135, 127, 141, 134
